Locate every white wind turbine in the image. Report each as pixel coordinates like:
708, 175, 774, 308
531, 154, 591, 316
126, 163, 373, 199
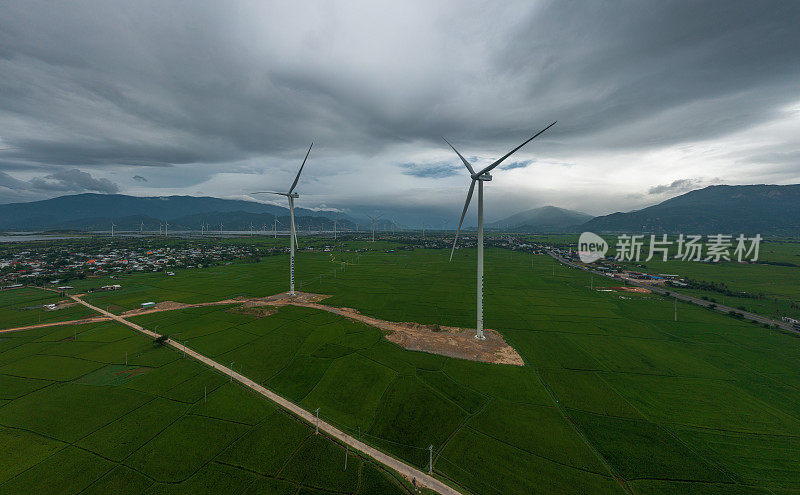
367, 214, 381, 242
252, 143, 313, 296
445, 121, 556, 340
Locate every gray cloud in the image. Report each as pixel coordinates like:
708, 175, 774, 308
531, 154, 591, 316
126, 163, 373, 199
3, 168, 119, 194
132, 175, 147, 182
500, 159, 535, 170
648, 179, 697, 195
0, 0, 798, 213
400, 162, 461, 179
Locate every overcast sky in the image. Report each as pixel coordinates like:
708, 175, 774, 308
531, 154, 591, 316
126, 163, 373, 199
1, 0, 799, 224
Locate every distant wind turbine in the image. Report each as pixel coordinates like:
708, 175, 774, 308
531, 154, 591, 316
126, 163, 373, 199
252, 142, 313, 295
111, 222, 116, 238
367, 214, 381, 242
444, 121, 556, 340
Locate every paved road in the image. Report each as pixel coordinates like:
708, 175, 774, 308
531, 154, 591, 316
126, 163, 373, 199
548, 251, 799, 335
69, 295, 464, 495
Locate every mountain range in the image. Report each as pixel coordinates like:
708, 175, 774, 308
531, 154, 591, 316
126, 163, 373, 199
0, 193, 395, 232
1, 184, 797, 234
582, 184, 800, 234
487, 206, 593, 232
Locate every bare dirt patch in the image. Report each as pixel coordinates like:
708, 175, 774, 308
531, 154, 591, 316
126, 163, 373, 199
252, 292, 524, 366
227, 304, 277, 318
121, 298, 246, 317
110, 291, 524, 366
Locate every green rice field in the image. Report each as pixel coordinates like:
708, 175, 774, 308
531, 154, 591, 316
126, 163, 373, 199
2, 242, 800, 494
0, 318, 412, 494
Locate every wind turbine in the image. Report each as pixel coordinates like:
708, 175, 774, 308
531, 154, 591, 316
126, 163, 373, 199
445, 121, 556, 340
140, 221, 144, 233
367, 214, 381, 242
219, 221, 223, 234
111, 222, 116, 237
252, 143, 313, 296
333, 219, 338, 240
164, 221, 169, 237
273, 214, 281, 238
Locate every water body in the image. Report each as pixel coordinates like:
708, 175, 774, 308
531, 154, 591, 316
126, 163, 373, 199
0, 235, 86, 243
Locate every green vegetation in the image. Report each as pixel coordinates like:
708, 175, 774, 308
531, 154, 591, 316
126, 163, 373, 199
3, 238, 800, 494
0, 286, 94, 330
0, 319, 410, 494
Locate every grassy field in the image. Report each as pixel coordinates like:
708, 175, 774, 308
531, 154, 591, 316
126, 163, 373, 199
0, 318, 414, 494
4, 238, 800, 494
532, 233, 800, 320
97, 245, 800, 494
0, 287, 95, 330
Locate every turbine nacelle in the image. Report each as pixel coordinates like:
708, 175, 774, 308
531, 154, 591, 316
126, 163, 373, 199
475, 173, 492, 181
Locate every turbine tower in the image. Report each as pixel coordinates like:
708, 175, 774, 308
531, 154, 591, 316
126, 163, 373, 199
253, 142, 313, 295
367, 214, 381, 242
111, 222, 116, 237
445, 121, 556, 340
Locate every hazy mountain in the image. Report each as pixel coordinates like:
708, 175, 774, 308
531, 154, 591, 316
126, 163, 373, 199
581, 184, 800, 234
0, 193, 356, 231
488, 206, 593, 232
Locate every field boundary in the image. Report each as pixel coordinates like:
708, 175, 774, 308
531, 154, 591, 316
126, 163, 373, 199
68, 294, 465, 495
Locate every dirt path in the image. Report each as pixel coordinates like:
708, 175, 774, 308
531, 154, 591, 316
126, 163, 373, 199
0, 316, 111, 334
120, 298, 246, 317
250, 292, 524, 366
68, 294, 464, 495
109, 291, 523, 366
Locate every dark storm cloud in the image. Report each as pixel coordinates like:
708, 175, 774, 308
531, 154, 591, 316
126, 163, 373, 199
0, 0, 798, 207
132, 175, 147, 182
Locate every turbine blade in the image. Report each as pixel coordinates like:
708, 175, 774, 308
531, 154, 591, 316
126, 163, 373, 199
442, 137, 475, 175
252, 191, 288, 196
289, 142, 313, 193
477, 121, 556, 176
450, 179, 476, 262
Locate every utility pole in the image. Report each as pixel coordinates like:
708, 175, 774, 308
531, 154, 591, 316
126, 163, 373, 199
428, 445, 433, 474
674, 297, 678, 321
315, 408, 320, 434
204, 385, 207, 403
230, 361, 234, 381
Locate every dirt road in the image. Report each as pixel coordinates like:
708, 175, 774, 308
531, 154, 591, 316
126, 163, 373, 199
68, 294, 464, 495
0, 316, 111, 334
